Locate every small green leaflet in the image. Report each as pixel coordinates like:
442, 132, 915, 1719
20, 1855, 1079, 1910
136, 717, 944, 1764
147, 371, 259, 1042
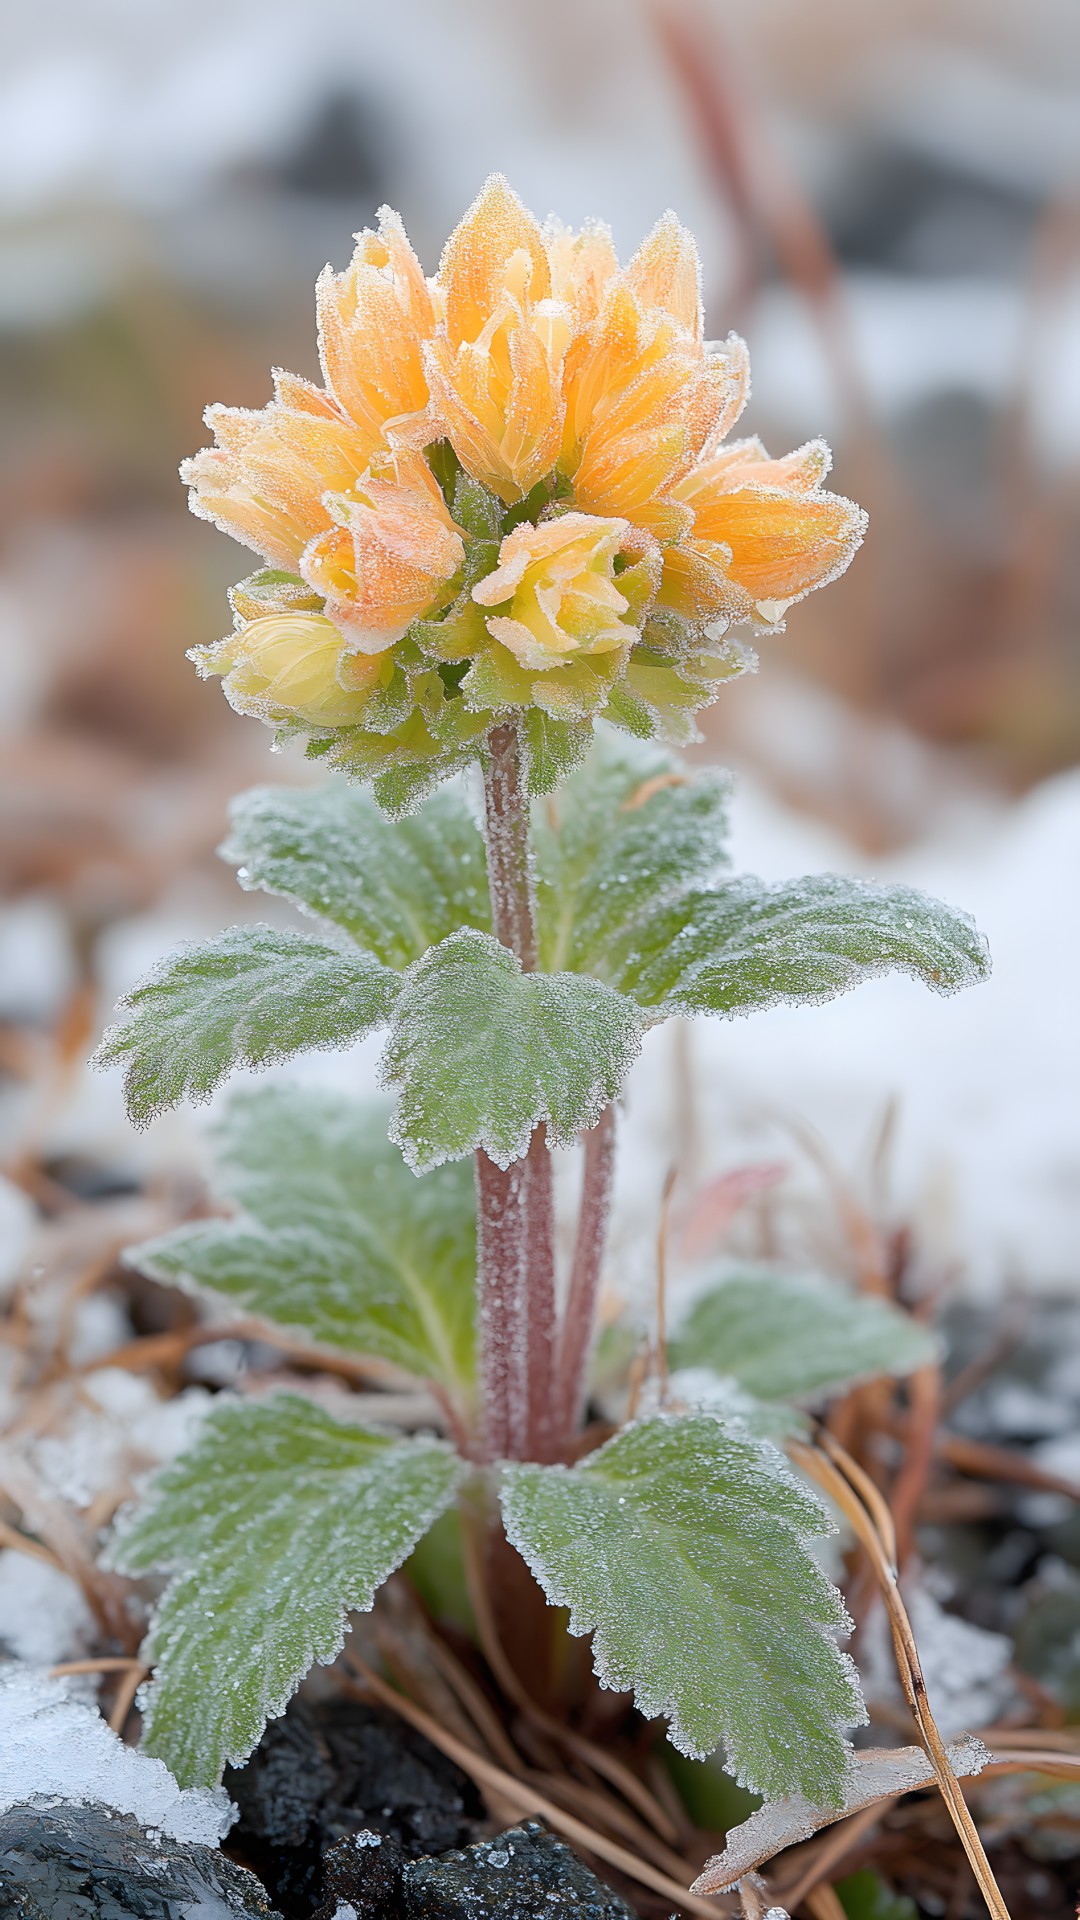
222, 783, 490, 967
518, 709, 594, 797
94, 926, 399, 1125
381, 929, 643, 1171
112, 1394, 467, 1788
501, 1412, 863, 1803
533, 731, 731, 977
128, 1086, 476, 1394
670, 1272, 938, 1403
609, 874, 990, 1016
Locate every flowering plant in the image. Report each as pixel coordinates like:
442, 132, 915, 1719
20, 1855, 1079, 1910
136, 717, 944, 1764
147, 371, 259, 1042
95, 181, 988, 1860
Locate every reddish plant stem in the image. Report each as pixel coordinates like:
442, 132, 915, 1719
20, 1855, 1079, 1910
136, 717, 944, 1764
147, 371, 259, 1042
476, 722, 557, 1461
554, 1103, 617, 1449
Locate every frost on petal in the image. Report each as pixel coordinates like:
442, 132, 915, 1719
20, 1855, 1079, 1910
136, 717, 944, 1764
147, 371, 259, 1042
662, 450, 868, 627
302, 469, 465, 653
623, 210, 703, 339
438, 174, 551, 350
316, 209, 434, 444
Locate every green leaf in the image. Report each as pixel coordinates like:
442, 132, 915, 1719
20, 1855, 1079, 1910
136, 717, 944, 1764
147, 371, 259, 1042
671, 1272, 939, 1403
501, 1412, 862, 1802
128, 1085, 476, 1393
381, 929, 643, 1171
610, 874, 990, 1015
94, 926, 398, 1125
533, 731, 731, 977
112, 1393, 467, 1787
222, 783, 490, 969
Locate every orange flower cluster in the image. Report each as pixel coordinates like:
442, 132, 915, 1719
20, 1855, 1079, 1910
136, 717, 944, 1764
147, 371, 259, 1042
185, 178, 865, 802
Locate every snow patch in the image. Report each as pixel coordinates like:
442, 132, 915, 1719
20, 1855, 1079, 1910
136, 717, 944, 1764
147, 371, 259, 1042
0, 1665, 234, 1846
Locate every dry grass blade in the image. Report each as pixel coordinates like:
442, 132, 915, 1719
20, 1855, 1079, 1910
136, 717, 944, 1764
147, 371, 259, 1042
0, 1517, 66, 1572
342, 1651, 734, 1917
789, 1436, 1011, 1920
802, 1886, 847, 1920
692, 1741, 988, 1893
107, 1661, 148, 1735
49, 1657, 146, 1678
774, 1802, 885, 1910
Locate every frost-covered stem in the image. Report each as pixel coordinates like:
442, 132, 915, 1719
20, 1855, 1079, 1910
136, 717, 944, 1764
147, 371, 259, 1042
554, 1103, 616, 1449
475, 1149, 529, 1461
482, 721, 537, 970
477, 722, 557, 1461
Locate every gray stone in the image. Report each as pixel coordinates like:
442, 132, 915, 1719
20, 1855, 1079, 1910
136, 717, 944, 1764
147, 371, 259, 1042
401, 1822, 638, 1920
0, 1801, 280, 1919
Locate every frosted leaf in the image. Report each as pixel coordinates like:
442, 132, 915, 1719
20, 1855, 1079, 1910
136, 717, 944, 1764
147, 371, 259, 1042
222, 782, 490, 967
111, 1394, 466, 1788
0, 1665, 233, 1846
691, 1735, 990, 1891
380, 928, 643, 1171
613, 874, 991, 1017
671, 1271, 939, 1404
533, 730, 731, 976
518, 709, 594, 796
128, 1085, 476, 1394
94, 926, 398, 1125
500, 1411, 864, 1803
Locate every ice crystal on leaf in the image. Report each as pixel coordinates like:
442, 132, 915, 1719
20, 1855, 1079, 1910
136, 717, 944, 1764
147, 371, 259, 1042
501, 1413, 864, 1802
222, 781, 491, 965
111, 1395, 467, 1789
380, 928, 643, 1171
182, 176, 866, 799
94, 926, 399, 1125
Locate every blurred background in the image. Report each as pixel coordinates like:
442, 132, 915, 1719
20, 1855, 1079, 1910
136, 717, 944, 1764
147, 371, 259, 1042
2, 0, 1080, 1300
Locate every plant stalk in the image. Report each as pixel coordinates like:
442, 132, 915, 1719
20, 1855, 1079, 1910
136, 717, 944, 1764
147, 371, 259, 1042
554, 1102, 616, 1448
476, 723, 557, 1461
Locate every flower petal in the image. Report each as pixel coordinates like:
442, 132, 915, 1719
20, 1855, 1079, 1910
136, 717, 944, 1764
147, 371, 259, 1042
438, 175, 551, 349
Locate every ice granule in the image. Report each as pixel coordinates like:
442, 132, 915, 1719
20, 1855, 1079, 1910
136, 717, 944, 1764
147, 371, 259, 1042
332, 1908, 359, 1920
0, 1665, 234, 1846
0, 1552, 94, 1670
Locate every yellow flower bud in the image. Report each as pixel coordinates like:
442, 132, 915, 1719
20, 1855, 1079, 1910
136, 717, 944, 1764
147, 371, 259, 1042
191, 613, 385, 727
472, 513, 657, 670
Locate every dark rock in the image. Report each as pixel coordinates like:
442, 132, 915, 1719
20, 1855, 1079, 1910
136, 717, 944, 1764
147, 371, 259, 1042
225, 1699, 480, 1918
313, 1829, 404, 1920
401, 1822, 639, 1920
0, 1801, 279, 1919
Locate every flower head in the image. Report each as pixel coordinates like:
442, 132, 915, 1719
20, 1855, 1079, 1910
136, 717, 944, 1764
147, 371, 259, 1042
183, 177, 865, 804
